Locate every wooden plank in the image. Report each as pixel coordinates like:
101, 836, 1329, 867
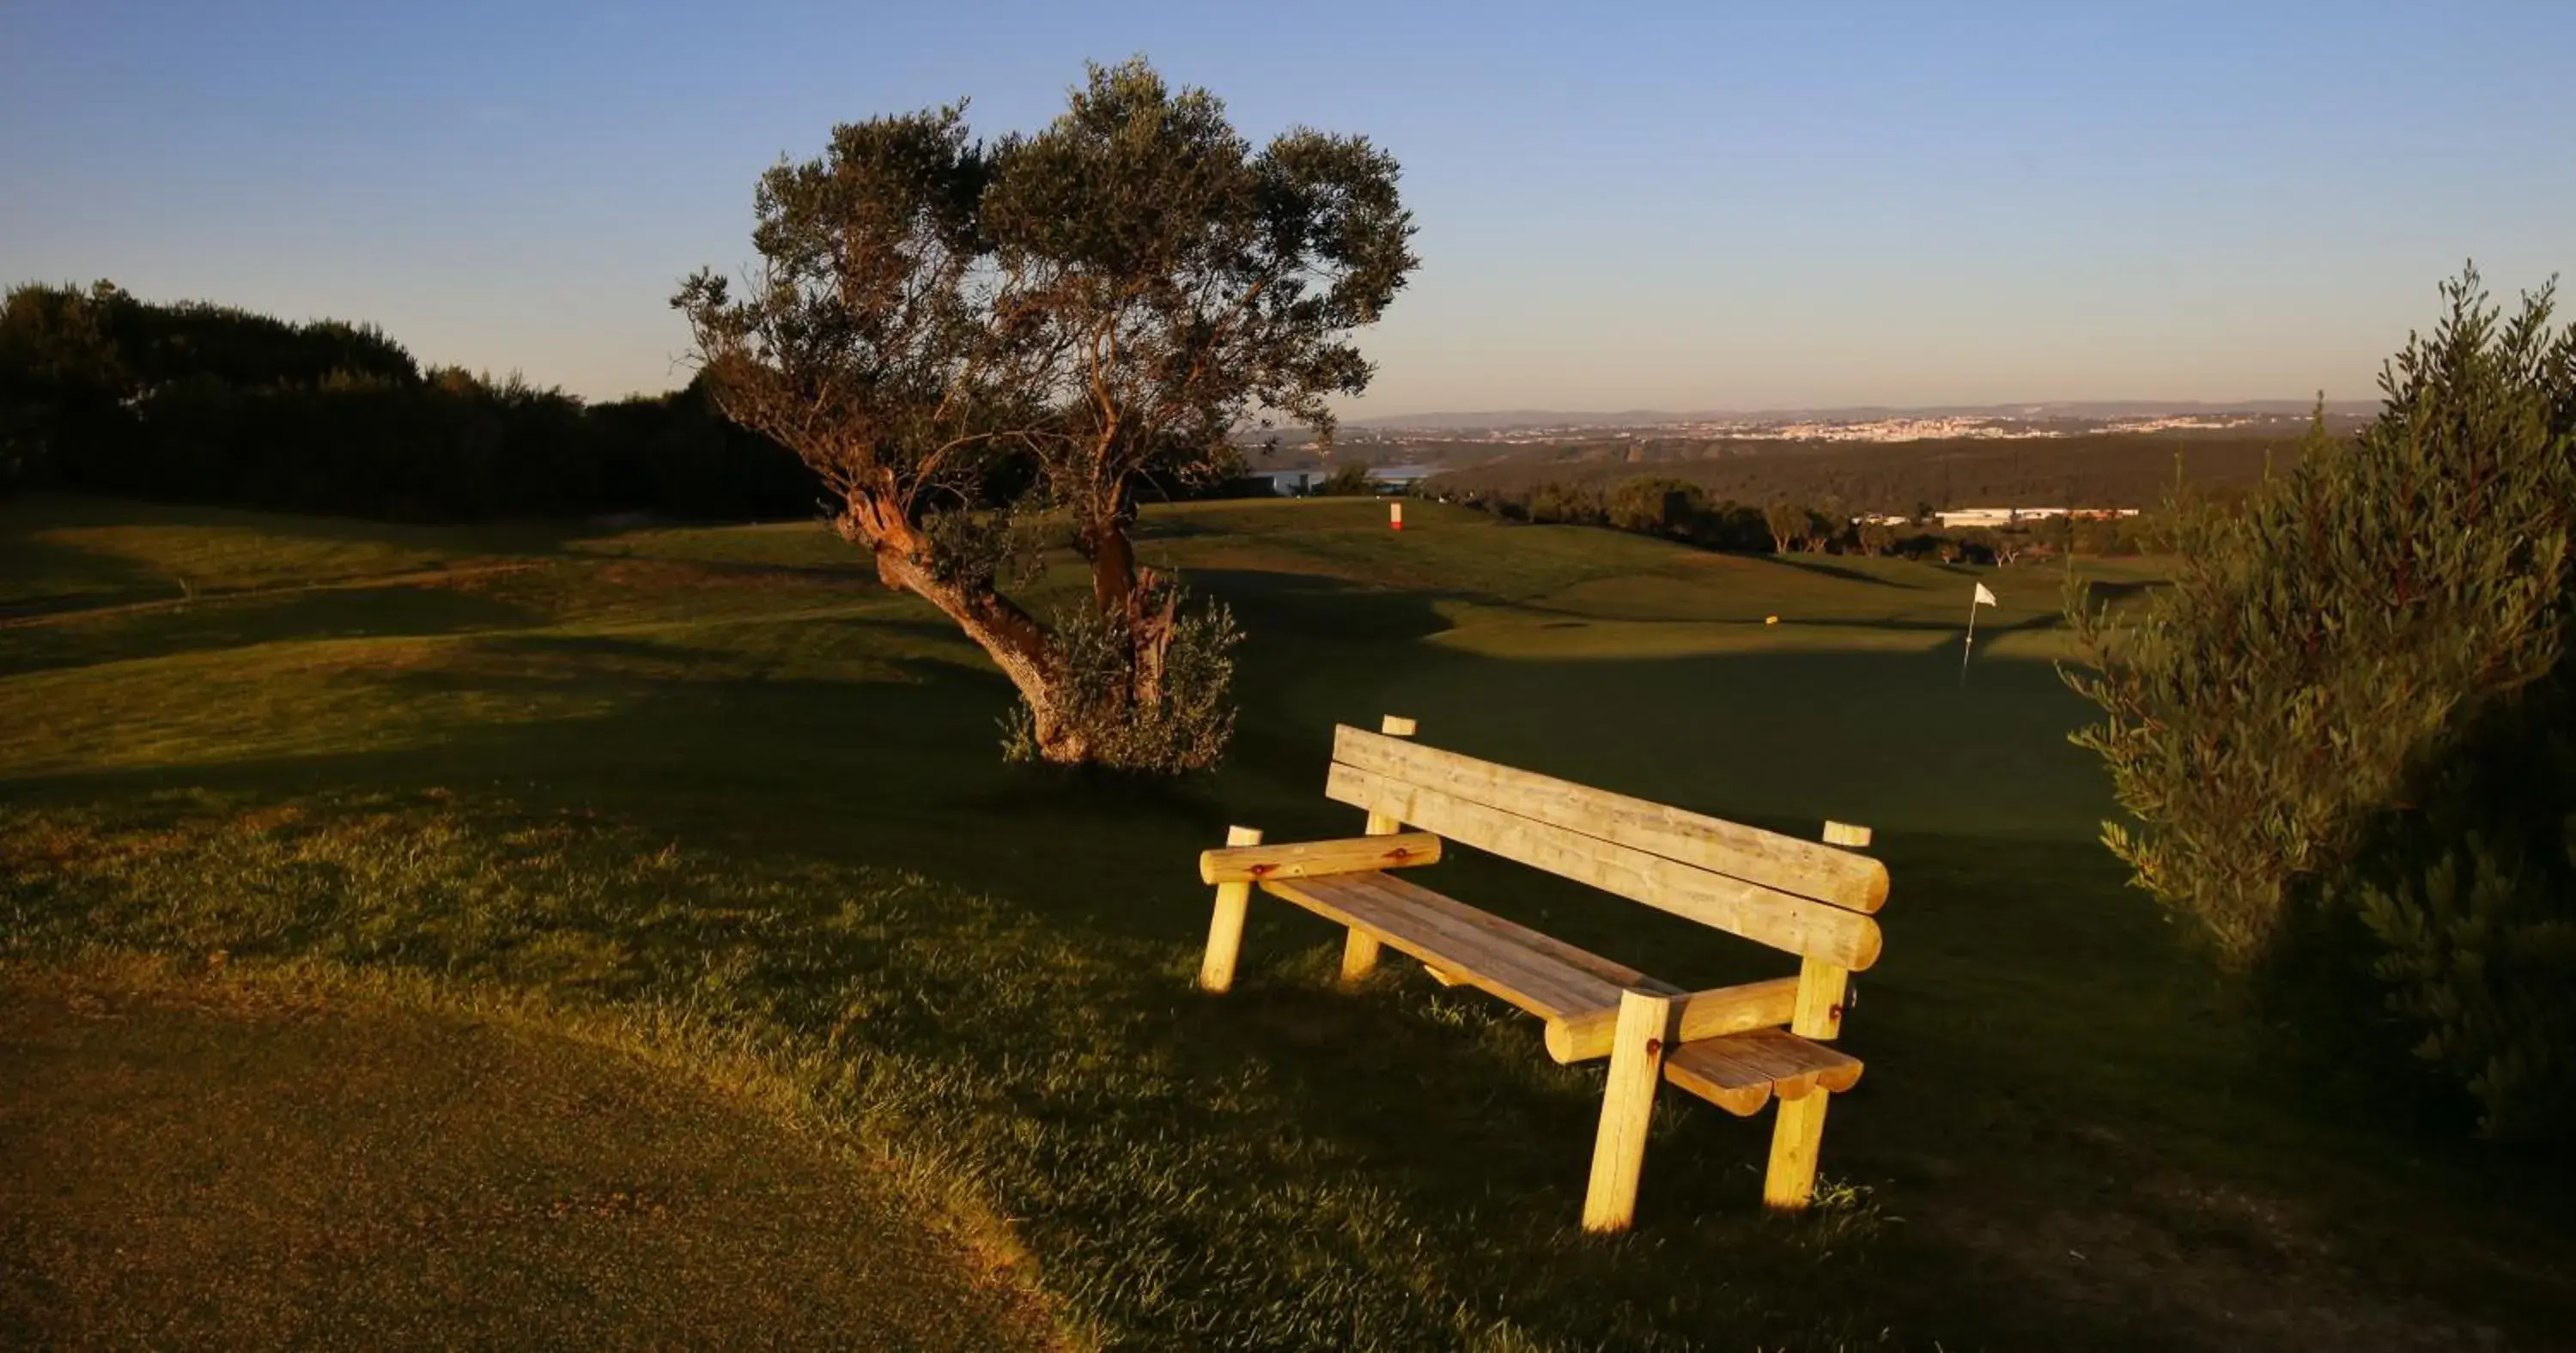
1673, 1029, 1844, 1098
1325, 764, 1884, 969
1260, 873, 1623, 1021
1333, 873, 1636, 1000
1329, 873, 1663, 1016
1581, 988, 1674, 1234
1266, 877, 1582, 1016
1345, 715, 1416, 982
1822, 820, 1874, 848
1340, 871, 1660, 992
1662, 1028, 1862, 1116
1200, 833, 1442, 884
1659, 1062, 1771, 1117
1544, 975, 1799, 1064
1331, 725, 1889, 913
1196, 825, 1264, 993
1326, 877, 1619, 1017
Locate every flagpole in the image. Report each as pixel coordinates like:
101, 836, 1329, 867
1960, 587, 1980, 684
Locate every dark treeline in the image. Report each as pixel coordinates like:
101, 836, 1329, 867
1449, 473, 2162, 563
1423, 426, 2320, 513
0, 282, 819, 521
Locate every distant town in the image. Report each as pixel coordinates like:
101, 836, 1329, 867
1329, 407, 2342, 449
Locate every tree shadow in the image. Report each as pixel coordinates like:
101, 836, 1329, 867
1749, 554, 1911, 588
1182, 567, 1467, 646
0, 532, 174, 614
1, 585, 546, 677
2075, 577, 2167, 606
16, 569, 2575, 1347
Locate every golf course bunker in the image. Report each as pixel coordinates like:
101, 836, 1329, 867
0, 968, 1057, 1351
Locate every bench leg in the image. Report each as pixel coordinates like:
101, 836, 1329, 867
1338, 930, 1382, 984
1582, 988, 1675, 1234
1763, 1090, 1830, 1209
1344, 723, 1412, 986
1766, 946, 1850, 1209
1197, 825, 1264, 993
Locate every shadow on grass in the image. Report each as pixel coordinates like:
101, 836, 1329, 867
2078, 576, 2170, 606
0, 585, 547, 677
0, 789, 2248, 1349
1748, 553, 1914, 588
1187, 567, 1472, 646
0, 531, 175, 613
9, 546, 2576, 1348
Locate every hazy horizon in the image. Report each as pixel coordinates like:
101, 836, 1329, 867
5, 2, 2568, 413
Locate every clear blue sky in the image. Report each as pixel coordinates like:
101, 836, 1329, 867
4, 2, 2568, 413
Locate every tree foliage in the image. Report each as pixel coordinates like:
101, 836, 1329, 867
2066, 269, 2576, 1138
675, 61, 1416, 769
0, 282, 813, 519
2343, 683, 2576, 1139
1310, 462, 1376, 497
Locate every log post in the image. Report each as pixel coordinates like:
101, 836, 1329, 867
1340, 714, 1414, 984
1582, 986, 1676, 1233
1197, 825, 1264, 993
1765, 820, 1871, 1209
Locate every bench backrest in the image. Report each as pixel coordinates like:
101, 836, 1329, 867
1324, 725, 1889, 970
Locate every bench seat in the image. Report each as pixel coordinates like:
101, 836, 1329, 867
1258, 871, 1678, 1023
1196, 716, 1895, 1229
1662, 1028, 1863, 1117
1261, 871, 1860, 1118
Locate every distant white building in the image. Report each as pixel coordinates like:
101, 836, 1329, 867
1252, 464, 1439, 496
1934, 507, 2140, 530
1253, 469, 1328, 495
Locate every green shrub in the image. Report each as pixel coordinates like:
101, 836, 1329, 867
2067, 269, 2576, 1136
1604, 476, 1703, 536
1001, 580, 1241, 774
1525, 481, 1602, 525
1310, 462, 1376, 497
2338, 675, 2576, 1138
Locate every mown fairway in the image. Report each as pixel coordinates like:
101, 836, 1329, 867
4, 494, 2570, 1350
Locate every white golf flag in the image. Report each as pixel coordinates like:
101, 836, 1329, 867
1973, 582, 1998, 607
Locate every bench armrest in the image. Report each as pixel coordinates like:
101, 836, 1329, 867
1200, 833, 1443, 885
1545, 976, 1801, 1064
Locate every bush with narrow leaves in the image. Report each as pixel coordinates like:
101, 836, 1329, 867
2068, 268, 2576, 1138
1001, 582, 1241, 774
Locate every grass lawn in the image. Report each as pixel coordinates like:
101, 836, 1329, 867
3, 493, 2570, 1350
0, 958, 1055, 1350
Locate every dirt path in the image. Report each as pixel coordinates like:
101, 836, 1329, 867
0, 968, 1061, 1351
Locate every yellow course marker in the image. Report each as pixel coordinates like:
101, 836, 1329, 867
1764, 615, 1780, 626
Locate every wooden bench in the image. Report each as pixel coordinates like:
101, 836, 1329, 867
1194, 716, 1891, 1232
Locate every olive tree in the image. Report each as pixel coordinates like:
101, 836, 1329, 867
2066, 269, 2576, 1137
676, 62, 1416, 769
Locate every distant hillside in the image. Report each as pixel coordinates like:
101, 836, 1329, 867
1352, 400, 2378, 431
1423, 427, 2321, 512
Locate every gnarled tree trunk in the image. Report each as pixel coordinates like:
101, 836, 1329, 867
833, 478, 1090, 763
1079, 513, 1180, 719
